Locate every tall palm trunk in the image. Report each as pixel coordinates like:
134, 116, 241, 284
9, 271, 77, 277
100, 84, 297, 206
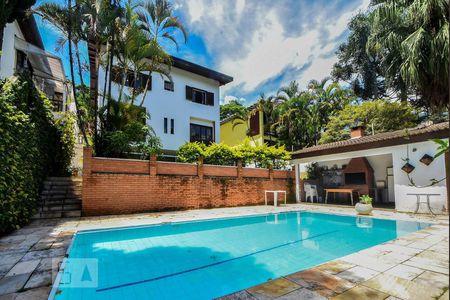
74, 41, 85, 88
139, 71, 151, 107
88, 37, 100, 147
68, 0, 89, 146
0, 28, 4, 58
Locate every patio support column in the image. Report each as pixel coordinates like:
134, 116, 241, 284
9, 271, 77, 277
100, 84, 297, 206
295, 163, 301, 203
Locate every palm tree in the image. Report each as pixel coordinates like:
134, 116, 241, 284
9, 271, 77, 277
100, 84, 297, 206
368, 0, 449, 109
34, 3, 85, 87
135, 0, 188, 105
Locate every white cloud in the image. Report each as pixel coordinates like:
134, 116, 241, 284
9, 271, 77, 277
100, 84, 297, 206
182, 0, 370, 101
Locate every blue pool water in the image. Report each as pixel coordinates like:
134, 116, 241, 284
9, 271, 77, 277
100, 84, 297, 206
54, 212, 430, 299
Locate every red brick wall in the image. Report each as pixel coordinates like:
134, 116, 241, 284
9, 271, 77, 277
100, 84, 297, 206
82, 148, 295, 216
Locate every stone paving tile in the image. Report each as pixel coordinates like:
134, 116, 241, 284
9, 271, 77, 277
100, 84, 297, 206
276, 288, 327, 300
384, 264, 424, 280
0, 264, 14, 278
23, 270, 52, 290
336, 266, 379, 284
19, 248, 66, 262
438, 289, 449, 300
429, 242, 450, 255
330, 285, 389, 300
5, 260, 40, 277
403, 255, 449, 275
35, 257, 63, 273
412, 271, 450, 290
0, 286, 52, 300
0, 274, 30, 296
362, 273, 443, 300
339, 253, 396, 272
286, 269, 354, 297
0, 254, 26, 267
247, 278, 300, 299
215, 290, 257, 300
315, 261, 355, 275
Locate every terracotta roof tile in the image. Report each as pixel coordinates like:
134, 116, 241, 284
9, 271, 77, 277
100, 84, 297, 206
292, 122, 449, 159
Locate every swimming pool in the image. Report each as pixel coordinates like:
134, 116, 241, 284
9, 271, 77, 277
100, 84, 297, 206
52, 211, 430, 299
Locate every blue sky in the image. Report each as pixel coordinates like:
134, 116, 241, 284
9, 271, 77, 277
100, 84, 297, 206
35, 0, 370, 105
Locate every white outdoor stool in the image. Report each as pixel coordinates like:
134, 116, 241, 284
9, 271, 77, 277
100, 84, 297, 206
264, 190, 287, 207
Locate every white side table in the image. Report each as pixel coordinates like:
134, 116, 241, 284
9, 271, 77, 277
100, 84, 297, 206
265, 190, 287, 207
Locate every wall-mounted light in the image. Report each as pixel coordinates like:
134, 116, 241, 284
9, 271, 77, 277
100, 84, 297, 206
401, 163, 415, 174
419, 154, 434, 166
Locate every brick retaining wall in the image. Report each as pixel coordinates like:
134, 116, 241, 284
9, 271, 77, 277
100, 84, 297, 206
82, 148, 295, 216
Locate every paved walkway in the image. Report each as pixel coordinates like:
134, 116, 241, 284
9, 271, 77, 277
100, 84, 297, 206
0, 204, 448, 299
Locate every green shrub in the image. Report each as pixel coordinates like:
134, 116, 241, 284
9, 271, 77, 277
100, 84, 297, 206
177, 142, 206, 163
53, 112, 76, 176
233, 139, 255, 166
0, 75, 73, 234
204, 143, 234, 165
102, 121, 162, 159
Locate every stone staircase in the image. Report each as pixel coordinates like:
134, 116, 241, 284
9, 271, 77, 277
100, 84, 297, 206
33, 177, 82, 219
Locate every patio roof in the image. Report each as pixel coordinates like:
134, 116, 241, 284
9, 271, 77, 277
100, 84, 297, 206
292, 122, 449, 159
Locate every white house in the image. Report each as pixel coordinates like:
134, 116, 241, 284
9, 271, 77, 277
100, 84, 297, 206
98, 56, 233, 153
291, 122, 449, 214
0, 16, 70, 112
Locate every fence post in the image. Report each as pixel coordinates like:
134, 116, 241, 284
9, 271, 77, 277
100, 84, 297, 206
237, 160, 243, 179
197, 157, 204, 179
83, 147, 93, 176
269, 164, 274, 181
149, 154, 157, 176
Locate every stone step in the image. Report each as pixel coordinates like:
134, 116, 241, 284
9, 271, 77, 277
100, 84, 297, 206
39, 203, 81, 212
41, 190, 81, 197
62, 210, 81, 218
46, 177, 82, 182
32, 210, 81, 219
40, 198, 81, 205
40, 194, 81, 201
43, 181, 82, 187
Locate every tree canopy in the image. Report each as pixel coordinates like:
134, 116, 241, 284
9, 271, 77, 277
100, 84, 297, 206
220, 99, 248, 120
319, 99, 419, 144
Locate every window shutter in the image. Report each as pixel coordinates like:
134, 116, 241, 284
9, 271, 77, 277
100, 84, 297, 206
206, 92, 214, 106
186, 86, 193, 100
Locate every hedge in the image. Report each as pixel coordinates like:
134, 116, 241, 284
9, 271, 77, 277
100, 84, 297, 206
177, 139, 291, 169
0, 75, 74, 234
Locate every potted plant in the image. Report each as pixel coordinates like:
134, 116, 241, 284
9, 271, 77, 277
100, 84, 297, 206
355, 195, 373, 215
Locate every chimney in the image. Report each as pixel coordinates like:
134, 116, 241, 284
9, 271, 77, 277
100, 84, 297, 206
350, 125, 365, 139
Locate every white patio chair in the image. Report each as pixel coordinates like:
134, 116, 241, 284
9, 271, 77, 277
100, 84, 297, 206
304, 183, 319, 203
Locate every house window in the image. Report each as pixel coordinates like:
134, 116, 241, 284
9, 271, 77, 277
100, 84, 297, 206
164, 118, 168, 134
170, 119, 174, 134
164, 80, 174, 91
185, 86, 214, 106
111, 67, 151, 90
190, 124, 213, 143
51, 92, 64, 112
16, 50, 30, 73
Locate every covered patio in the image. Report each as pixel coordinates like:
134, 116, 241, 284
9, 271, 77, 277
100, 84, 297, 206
291, 123, 449, 214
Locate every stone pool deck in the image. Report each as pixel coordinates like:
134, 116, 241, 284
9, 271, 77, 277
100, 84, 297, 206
0, 204, 448, 300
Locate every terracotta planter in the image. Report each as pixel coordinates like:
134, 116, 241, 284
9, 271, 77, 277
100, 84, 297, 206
355, 203, 373, 215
